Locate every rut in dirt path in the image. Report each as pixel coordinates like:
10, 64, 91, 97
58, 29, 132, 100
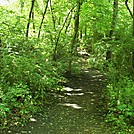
9, 68, 112, 134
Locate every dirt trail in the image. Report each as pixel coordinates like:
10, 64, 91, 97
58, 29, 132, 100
6, 66, 114, 134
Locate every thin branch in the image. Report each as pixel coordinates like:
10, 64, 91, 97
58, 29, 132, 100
65, 13, 72, 34
49, 0, 56, 31
32, 11, 35, 33
132, 0, 134, 69
53, 4, 76, 61
38, 0, 50, 38
125, 0, 133, 18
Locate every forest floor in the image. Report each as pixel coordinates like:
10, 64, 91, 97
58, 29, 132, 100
6, 58, 114, 134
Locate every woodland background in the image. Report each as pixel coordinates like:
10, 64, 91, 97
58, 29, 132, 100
0, 0, 134, 133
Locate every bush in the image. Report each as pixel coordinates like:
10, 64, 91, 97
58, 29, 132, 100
106, 76, 134, 132
0, 38, 64, 97
0, 38, 65, 128
0, 83, 35, 128
88, 38, 134, 132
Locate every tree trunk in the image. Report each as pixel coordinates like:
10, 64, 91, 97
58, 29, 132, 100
132, 0, 134, 69
38, 0, 49, 38
125, 0, 134, 68
125, 0, 133, 18
49, 0, 56, 31
133, 0, 134, 36
84, 25, 87, 40
68, 1, 83, 73
32, 11, 35, 33
65, 13, 72, 34
109, 0, 118, 38
53, 5, 76, 61
80, 29, 82, 39
106, 0, 118, 63
26, 0, 35, 37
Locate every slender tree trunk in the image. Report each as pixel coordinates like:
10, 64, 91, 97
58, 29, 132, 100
106, 0, 118, 63
68, 1, 83, 73
65, 13, 72, 34
0, 37, 2, 57
26, 0, 35, 37
125, 0, 133, 18
125, 0, 134, 68
38, 0, 49, 38
80, 29, 82, 39
84, 25, 87, 40
32, 11, 35, 33
49, 0, 56, 47
53, 5, 76, 61
125, 0, 134, 36
132, 0, 134, 68
49, 0, 56, 31
109, 0, 118, 38
133, 0, 134, 36
0, 39, 1, 47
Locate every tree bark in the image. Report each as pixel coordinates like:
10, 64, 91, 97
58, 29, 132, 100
106, 0, 118, 63
0, 38, 2, 58
109, 0, 118, 38
68, 1, 83, 73
84, 25, 87, 40
65, 13, 72, 34
38, 0, 50, 38
32, 11, 35, 33
132, 0, 134, 69
49, 0, 56, 31
26, 0, 35, 37
125, 0, 134, 68
0, 38, 2, 47
53, 5, 76, 61
133, 0, 134, 36
125, 0, 133, 18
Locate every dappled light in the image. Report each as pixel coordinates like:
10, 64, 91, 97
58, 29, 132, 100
90, 79, 100, 82
92, 75, 103, 78
65, 92, 84, 96
5, 69, 112, 133
0, 0, 134, 133
84, 70, 90, 73
59, 103, 82, 109
85, 91, 94, 94
30, 118, 37, 122
63, 87, 83, 96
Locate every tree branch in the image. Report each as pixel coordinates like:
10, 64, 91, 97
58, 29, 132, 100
53, 5, 76, 61
38, 0, 50, 38
125, 0, 133, 18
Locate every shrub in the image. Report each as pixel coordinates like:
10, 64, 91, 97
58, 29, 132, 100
0, 38, 65, 128
0, 83, 35, 128
106, 76, 134, 132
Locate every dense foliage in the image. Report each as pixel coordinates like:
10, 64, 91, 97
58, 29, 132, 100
0, 0, 134, 133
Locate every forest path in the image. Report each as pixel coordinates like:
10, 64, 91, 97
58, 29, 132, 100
10, 59, 112, 134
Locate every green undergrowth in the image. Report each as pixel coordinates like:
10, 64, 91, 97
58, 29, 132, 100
88, 38, 134, 133
0, 38, 66, 130
106, 75, 134, 133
